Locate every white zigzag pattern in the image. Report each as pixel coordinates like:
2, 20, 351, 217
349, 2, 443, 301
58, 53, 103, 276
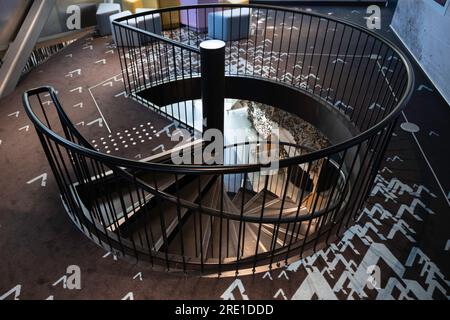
282, 175, 449, 300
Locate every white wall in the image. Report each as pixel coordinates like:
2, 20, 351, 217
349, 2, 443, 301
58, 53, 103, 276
391, 0, 450, 104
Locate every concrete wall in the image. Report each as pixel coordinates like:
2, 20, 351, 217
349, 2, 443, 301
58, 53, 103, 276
0, 1, 111, 48
40, 0, 108, 38
391, 0, 450, 104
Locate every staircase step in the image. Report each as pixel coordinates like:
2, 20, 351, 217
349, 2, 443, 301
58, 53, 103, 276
231, 188, 256, 209
74, 143, 194, 231
206, 190, 239, 259
200, 178, 221, 258
121, 175, 214, 252
110, 172, 179, 231
161, 175, 218, 257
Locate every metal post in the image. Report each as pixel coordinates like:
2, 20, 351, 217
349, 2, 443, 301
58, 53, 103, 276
200, 40, 226, 133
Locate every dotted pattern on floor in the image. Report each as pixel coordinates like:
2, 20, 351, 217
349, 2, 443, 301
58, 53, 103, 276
91, 122, 163, 153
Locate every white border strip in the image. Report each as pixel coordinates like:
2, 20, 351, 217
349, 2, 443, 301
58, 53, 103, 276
87, 73, 124, 134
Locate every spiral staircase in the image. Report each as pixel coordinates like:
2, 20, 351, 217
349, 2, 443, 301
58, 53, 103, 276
64, 131, 337, 271
23, 4, 414, 275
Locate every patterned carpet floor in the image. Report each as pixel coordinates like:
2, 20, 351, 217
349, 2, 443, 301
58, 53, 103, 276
0, 4, 448, 300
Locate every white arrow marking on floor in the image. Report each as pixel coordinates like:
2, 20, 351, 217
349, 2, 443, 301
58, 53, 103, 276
445, 240, 450, 251
70, 87, 83, 93
95, 59, 106, 65
44, 90, 58, 97
42, 100, 53, 106
135, 154, 142, 159
133, 272, 143, 281
52, 275, 67, 288
87, 118, 103, 128
156, 123, 176, 138
19, 125, 29, 132
102, 251, 117, 260
76, 121, 84, 126
429, 131, 439, 137
65, 54, 72, 58
105, 50, 114, 54
73, 102, 83, 108
65, 69, 81, 77
113, 75, 123, 82
27, 173, 48, 187
386, 156, 403, 163
46, 295, 54, 300
278, 270, 289, 280
305, 73, 318, 80
114, 91, 126, 98
380, 167, 392, 174
220, 279, 249, 300
152, 144, 165, 153
0, 284, 21, 300
369, 102, 385, 111
8, 111, 19, 117
380, 66, 393, 73
262, 271, 273, 280
82, 45, 93, 50
121, 292, 134, 300
273, 288, 287, 300
334, 101, 353, 111
103, 81, 113, 87
332, 58, 346, 64
417, 84, 433, 92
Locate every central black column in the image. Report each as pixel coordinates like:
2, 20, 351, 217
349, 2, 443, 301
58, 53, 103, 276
200, 40, 226, 133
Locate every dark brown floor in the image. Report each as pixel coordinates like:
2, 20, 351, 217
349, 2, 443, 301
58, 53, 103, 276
0, 4, 448, 300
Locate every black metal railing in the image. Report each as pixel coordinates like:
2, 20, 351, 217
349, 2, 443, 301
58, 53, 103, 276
23, 4, 414, 275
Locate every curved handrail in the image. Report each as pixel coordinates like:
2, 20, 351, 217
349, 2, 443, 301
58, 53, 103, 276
22, 1, 414, 228
25, 86, 346, 224
27, 3, 412, 175
24, 86, 317, 174
24, 76, 412, 177
22, 3, 414, 272
113, 3, 415, 122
